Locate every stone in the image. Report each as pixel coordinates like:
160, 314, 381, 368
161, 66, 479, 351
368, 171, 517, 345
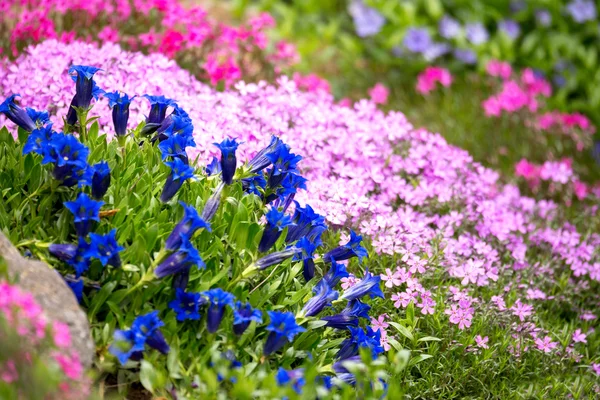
0, 232, 94, 367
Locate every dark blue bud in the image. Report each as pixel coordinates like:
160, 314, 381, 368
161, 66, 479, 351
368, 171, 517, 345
91, 161, 111, 199
0, 94, 36, 132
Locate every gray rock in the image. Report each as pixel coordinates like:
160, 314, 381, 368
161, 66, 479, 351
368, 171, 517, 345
0, 232, 94, 367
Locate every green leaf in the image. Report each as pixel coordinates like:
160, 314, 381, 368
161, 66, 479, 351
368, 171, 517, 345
408, 354, 433, 367
388, 321, 414, 341
417, 336, 441, 343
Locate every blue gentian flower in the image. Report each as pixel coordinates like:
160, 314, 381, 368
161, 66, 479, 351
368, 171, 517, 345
91, 161, 111, 199
321, 300, 370, 330
566, 0, 597, 23
269, 173, 308, 212
168, 289, 204, 321
276, 368, 305, 394
0, 94, 36, 132
248, 135, 285, 173
23, 124, 55, 156
110, 311, 169, 365
453, 48, 477, 64
214, 138, 240, 185
323, 231, 368, 263
233, 301, 263, 335
255, 247, 299, 270
337, 326, 384, 360
205, 157, 221, 176
286, 202, 327, 245
26, 107, 50, 128
438, 15, 461, 39
498, 19, 520, 39
165, 202, 211, 250
152, 111, 194, 144
143, 95, 176, 126
43, 133, 90, 187
242, 174, 267, 196
303, 280, 339, 317
258, 206, 295, 252
203, 288, 235, 333
49, 243, 77, 262
155, 239, 205, 278
403, 27, 432, 53
172, 269, 190, 291
160, 157, 196, 202
159, 134, 190, 163
348, 0, 385, 38
293, 237, 317, 282
65, 95, 79, 127
317, 375, 334, 390
104, 91, 135, 137
263, 311, 306, 356
87, 229, 124, 267
64, 193, 103, 236
66, 237, 93, 278
64, 276, 84, 303
200, 182, 225, 222
68, 65, 102, 109
266, 145, 302, 187
333, 355, 362, 384
323, 257, 349, 287
465, 22, 489, 45
339, 270, 384, 301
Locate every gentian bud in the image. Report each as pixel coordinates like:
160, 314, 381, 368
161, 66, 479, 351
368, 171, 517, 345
323, 257, 349, 288
65, 95, 79, 126
165, 202, 211, 251
286, 202, 327, 245
64, 193, 103, 237
213, 138, 241, 185
263, 311, 305, 356
68, 65, 102, 109
258, 206, 294, 252
248, 135, 284, 173
203, 288, 235, 333
255, 247, 298, 270
172, 270, 190, 291
155, 239, 205, 278
201, 182, 225, 222
321, 300, 370, 330
104, 91, 135, 137
302, 280, 338, 317
91, 161, 111, 199
266, 145, 302, 188
49, 243, 77, 262
293, 237, 317, 281
142, 95, 176, 135
232, 301, 263, 335
160, 158, 196, 202
0, 94, 36, 132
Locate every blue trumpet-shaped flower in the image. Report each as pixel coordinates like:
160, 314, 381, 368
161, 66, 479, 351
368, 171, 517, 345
286, 202, 327, 245
26, 107, 50, 129
23, 124, 55, 156
303, 280, 339, 317
91, 161, 111, 199
69, 65, 102, 109
0, 94, 36, 132
160, 158, 196, 202
172, 269, 190, 291
323, 257, 349, 287
321, 300, 370, 330
49, 243, 77, 262
242, 174, 267, 196
276, 368, 305, 394
323, 231, 368, 263
159, 134, 191, 162
270, 173, 307, 212
205, 157, 221, 176
266, 145, 302, 188
263, 311, 306, 356
258, 206, 294, 252
109, 311, 169, 365
66, 237, 93, 278
64, 276, 84, 303
213, 138, 240, 185
87, 229, 124, 267
248, 135, 285, 173
152, 110, 194, 144
337, 326, 384, 360
200, 182, 224, 222
339, 270, 384, 301
42, 133, 90, 187
169, 289, 205, 321
104, 91, 135, 137
293, 237, 317, 282
166, 202, 211, 250
143, 95, 176, 126
155, 239, 205, 278
255, 247, 299, 270
203, 289, 235, 333
64, 193, 103, 237
233, 302, 263, 335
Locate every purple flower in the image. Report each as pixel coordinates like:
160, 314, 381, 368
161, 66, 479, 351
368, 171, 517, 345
423, 43, 452, 61
323, 257, 349, 287
255, 247, 299, 270
200, 182, 224, 222
566, 0, 597, 23
438, 15, 461, 39
276, 368, 305, 394
87, 229, 124, 267
109, 311, 169, 365
336, 326, 383, 360
535, 9, 552, 26
454, 48, 477, 64
465, 22, 489, 45
69, 65, 102, 110
498, 19, 521, 39
348, 0, 385, 38
293, 237, 317, 282
403, 28, 432, 53
160, 157, 196, 202
104, 91, 135, 137
323, 230, 368, 263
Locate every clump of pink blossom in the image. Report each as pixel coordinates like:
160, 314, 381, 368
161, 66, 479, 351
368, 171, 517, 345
416, 66, 452, 94
368, 83, 389, 105
486, 60, 512, 80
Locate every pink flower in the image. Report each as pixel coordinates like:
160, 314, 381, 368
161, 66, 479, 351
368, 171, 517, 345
573, 181, 588, 200
592, 363, 600, 375
381, 268, 402, 288
416, 67, 452, 94
482, 96, 502, 116
572, 329, 587, 344
486, 60, 512, 80
514, 159, 540, 181
369, 83, 389, 105
292, 72, 331, 94
371, 314, 389, 332
510, 300, 534, 321
475, 335, 489, 349
534, 335, 558, 353
204, 53, 242, 88
159, 30, 184, 58
53, 321, 72, 348
97, 27, 120, 43
53, 353, 83, 380
0, 360, 18, 383
340, 275, 359, 290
